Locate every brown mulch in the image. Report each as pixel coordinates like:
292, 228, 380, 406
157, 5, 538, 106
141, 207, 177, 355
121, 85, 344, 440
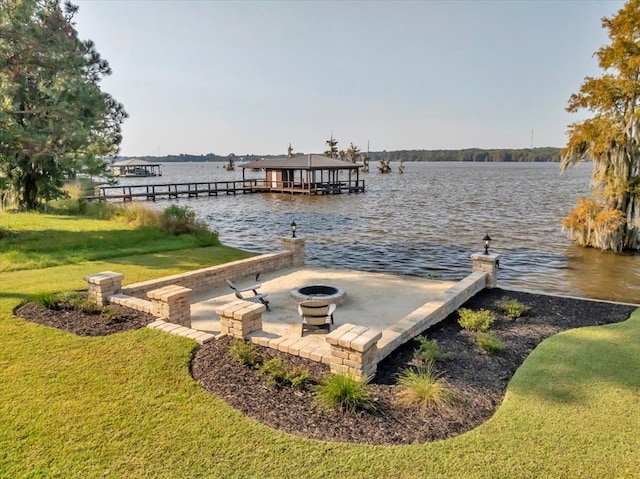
15, 300, 157, 336
16, 288, 637, 445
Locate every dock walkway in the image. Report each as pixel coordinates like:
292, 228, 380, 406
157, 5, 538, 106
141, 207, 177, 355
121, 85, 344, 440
89, 179, 365, 202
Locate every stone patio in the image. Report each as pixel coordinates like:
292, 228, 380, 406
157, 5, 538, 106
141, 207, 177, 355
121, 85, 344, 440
190, 266, 457, 346
86, 238, 498, 377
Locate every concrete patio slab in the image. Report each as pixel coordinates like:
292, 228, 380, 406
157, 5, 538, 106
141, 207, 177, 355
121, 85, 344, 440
190, 267, 456, 346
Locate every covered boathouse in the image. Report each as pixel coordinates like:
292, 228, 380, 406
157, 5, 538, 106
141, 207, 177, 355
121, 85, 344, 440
110, 158, 162, 177
239, 154, 364, 195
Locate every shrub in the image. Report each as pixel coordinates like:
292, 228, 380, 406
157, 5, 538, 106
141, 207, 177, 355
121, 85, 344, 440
100, 305, 125, 324
0, 227, 17, 239
112, 203, 161, 228
457, 308, 495, 332
498, 296, 531, 318
229, 340, 262, 367
30, 291, 101, 314
475, 331, 504, 355
77, 297, 100, 314
54, 291, 86, 309
395, 363, 456, 411
313, 374, 377, 413
159, 204, 211, 236
290, 370, 311, 389
258, 358, 310, 388
413, 337, 451, 364
30, 292, 60, 310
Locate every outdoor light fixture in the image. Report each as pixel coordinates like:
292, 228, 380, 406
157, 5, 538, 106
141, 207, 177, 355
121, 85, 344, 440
290, 220, 297, 238
483, 233, 492, 255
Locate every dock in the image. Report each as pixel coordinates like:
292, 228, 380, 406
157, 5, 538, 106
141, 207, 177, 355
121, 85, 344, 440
90, 179, 365, 202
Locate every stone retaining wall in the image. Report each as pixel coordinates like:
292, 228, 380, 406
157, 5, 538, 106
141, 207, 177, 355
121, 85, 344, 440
216, 300, 265, 339
471, 253, 500, 288
121, 238, 305, 299
326, 325, 381, 379
319, 271, 489, 378
375, 271, 487, 361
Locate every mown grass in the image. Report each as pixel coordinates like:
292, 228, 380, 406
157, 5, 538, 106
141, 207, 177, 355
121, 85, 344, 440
1, 212, 640, 478
0, 212, 247, 272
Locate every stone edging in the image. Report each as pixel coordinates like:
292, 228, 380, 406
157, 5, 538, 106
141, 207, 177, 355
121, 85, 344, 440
147, 319, 216, 345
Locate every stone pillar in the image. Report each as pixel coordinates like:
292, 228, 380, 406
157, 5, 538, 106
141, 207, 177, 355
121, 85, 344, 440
471, 253, 500, 288
84, 271, 124, 307
147, 285, 192, 327
326, 324, 382, 379
216, 300, 265, 339
281, 237, 305, 266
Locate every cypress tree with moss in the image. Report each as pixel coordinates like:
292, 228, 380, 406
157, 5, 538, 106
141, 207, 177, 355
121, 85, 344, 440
562, 0, 640, 251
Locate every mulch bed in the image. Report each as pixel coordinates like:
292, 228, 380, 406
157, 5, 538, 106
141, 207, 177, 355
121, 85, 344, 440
16, 288, 637, 445
15, 301, 157, 336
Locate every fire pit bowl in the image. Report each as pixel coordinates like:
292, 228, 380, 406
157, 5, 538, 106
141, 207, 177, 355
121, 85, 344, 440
290, 284, 346, 305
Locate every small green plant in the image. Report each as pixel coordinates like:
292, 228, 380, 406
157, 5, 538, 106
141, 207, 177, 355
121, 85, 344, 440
258, 358, 309, 388
457, 308, 495, 332
498, 296, 531, 318
258, 358, 289, 386
475, 331, 504, 355
30, 292, 60, 310
413, 337, 451, 364
30, 291, 101, 314
0, 227, 17, 240
70, 296, 101, 314
395, 363, 456, 411
228, 340, 262, 367
289, 370, 310, 389
159, 204, 211, 236
77, 197, 88, 214
313, 373, 377, 413
54, 291, 86, 309
100, 305, 125, 324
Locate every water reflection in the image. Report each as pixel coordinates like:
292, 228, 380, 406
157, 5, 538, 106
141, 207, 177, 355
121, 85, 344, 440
128, 161, 640, 303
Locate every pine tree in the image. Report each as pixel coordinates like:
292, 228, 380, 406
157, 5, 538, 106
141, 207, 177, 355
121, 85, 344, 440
0, 0, 127, 210
324, 133, 338, 158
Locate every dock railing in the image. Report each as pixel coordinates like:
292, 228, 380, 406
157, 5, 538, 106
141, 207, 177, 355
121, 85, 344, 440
90, 178, 365, 202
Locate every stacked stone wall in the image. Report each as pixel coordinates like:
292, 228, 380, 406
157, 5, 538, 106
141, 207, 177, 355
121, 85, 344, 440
85, 272, 124, 307
216, 300, 265, 339
121, 239, 305, 299
147, 285, 192, 327
326, 324, 382, 379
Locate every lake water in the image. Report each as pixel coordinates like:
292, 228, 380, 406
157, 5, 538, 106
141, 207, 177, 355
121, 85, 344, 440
117, 161, 640, 304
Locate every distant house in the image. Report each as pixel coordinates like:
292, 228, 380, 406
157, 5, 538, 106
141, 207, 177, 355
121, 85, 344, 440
110, 159, 162, 177
239, 154, 364, 195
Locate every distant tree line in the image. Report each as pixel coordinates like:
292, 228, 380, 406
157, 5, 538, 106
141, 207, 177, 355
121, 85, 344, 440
124, 147, 561, 163
368, 147, 561, 163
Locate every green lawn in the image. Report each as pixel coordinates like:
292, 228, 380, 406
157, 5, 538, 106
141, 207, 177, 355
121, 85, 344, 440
1, 212, 639, 478
0, 212, 248, 272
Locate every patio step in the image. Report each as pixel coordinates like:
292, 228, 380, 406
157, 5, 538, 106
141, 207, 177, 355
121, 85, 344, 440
147, 319, 215, 344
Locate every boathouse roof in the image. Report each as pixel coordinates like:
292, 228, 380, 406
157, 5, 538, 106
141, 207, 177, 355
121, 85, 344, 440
239, 155, 361, 170
111, 158, 161, 167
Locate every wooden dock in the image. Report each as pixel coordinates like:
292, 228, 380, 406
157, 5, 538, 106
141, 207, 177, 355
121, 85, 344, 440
90, 179, 365, 202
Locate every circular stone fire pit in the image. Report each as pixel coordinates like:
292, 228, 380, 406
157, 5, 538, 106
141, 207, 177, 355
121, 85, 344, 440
290, 284, 346, 305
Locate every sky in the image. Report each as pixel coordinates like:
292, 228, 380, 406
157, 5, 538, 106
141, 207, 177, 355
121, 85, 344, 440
71, 0, 624, 157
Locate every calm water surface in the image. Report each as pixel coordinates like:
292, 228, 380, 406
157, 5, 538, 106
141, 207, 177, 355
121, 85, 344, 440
119, 162, 640, 303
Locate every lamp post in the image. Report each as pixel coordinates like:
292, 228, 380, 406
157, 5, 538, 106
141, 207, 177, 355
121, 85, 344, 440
483, 233, 491, 255
290, 220, 297, 238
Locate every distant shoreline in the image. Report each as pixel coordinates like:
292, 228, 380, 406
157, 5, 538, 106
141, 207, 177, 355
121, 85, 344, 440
117, 146, 563, 164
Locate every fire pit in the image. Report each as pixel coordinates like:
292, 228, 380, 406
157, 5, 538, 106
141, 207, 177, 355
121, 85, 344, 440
290, 284, 346, 305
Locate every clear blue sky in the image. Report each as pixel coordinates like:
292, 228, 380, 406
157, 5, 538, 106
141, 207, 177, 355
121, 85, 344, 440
72, 0, 623, 157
